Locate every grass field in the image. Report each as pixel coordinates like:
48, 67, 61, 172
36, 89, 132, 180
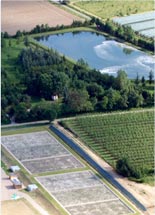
62, 110, 154, 182
2, 199, 41, 215
72, 0, 154, 20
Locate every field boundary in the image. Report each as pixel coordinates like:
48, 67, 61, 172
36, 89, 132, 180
50, 125, 145, 213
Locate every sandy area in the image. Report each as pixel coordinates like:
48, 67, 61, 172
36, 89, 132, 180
2, 199, 40, 215
55, 121, 155, 215
1, 0, 83, 35
1, 168, 22, 201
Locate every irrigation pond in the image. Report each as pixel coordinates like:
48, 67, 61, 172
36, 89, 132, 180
35, 31, 155, 79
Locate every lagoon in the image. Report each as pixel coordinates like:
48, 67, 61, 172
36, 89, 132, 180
35, 31, 154, 79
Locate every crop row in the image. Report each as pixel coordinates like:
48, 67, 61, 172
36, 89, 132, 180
64, 110, 154, 170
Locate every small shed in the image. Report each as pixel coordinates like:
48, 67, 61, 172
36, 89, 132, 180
51, 94, 58, 101
10, 166, 20, 172
27, 184, 38, 192
11, 178, 22, 189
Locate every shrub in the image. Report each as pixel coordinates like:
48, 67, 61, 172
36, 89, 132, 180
116, 157, 146, 179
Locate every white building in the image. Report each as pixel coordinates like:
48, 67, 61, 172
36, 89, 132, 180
27, 184, 38, 192
10, 166, 20, 172
51, 94, 58, 101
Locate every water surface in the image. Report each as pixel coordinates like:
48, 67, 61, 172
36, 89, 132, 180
35, 31, 154, 79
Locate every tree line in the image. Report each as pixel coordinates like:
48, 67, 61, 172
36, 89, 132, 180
1, 15, 154, 53
2, 46, 154, 124
1, 20, 90, 39
90, 17, 154, 52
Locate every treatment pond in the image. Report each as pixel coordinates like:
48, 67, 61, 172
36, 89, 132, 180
35, 31, 154, 79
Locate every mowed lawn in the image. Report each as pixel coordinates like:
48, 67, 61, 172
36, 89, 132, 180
1, 1, 83, 35
72, 0, 154, 19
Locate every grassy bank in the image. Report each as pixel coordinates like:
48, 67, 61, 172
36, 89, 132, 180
30, 26, 97, 37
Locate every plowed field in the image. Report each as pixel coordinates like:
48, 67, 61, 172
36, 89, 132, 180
2, 0, 83, 35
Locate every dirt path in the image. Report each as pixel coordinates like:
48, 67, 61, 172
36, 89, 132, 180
54, 119, 155, 215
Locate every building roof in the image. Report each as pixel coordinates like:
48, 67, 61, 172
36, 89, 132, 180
11, 178, 22, 186
27, 184, 38, 190
10, 166, 20, 172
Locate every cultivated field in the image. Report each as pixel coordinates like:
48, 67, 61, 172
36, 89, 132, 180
1, 131, 85, 174
2, 128, 136, 214
72, 0, 154, 20
36, 170, 134, 215
62, 110, 154, 174
1, 0, 83, 35
2, 199, 41, 215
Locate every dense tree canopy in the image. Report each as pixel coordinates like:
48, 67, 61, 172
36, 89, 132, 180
2, 45, 154, 124
116, 157, 148, 179
91, 18, 154, 52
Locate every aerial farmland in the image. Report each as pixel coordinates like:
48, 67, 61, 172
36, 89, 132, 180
1, 129, 136, 215
1, 1, 154, 215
